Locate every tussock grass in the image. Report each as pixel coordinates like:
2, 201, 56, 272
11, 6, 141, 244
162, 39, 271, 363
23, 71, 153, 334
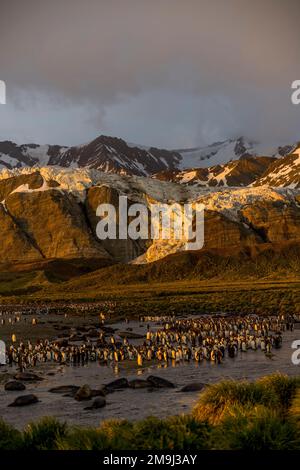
56, 416, 211, 450
0, 419, 23, 450
212, 405, 299, 450
22, 417, 67, 450
193, 373, 300, 425
192, 380, 275, 425
1, 375, 300, 450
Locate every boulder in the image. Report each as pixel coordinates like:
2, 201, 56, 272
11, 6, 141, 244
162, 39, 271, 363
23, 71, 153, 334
146, 375, 175, 388
8, 394, 38, 407
74, 384, 92, 401
84, 397, 106, 410
180, 382, 206, 392
4, 381, 26, 391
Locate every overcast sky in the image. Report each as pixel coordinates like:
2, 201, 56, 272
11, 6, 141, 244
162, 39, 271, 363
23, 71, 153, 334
0, 0, 300, 148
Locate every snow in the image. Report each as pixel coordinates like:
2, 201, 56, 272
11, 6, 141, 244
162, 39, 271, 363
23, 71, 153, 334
176, 138, 292, 169
0, 153, 23, 168
195, 187, 294, 222
22, 145, 50, 166
179, 170, 198, 183
10, 178, 50, 195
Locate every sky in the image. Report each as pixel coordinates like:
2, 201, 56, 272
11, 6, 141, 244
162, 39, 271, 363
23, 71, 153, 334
0, 0, 300, 149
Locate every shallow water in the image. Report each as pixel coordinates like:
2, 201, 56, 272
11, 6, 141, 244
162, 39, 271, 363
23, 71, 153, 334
1, 320, 300, 429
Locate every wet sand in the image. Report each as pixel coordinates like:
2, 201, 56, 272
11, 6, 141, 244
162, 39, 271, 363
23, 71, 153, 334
0, 318, 300, 429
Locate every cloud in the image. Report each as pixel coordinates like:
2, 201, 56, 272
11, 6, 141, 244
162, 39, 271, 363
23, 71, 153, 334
0, 0, 300, 146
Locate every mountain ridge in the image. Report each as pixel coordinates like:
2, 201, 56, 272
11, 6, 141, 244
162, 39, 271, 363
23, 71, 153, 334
0, 134, 297, 176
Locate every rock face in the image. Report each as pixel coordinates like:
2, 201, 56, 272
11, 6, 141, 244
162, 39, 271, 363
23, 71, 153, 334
254, 147, 300, 187
4, 381, 26, 391
0, 204, 42, 262
156, 156, 276, 188
241, 201, 300, 243
5, 190, 109, 260
8, 394, 38, 407
203, 210, 261, 250
85, 185, 148, 262
1, 165, 300, 268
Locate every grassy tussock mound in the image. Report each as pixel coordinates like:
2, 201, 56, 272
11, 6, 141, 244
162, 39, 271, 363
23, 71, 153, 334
192, 373, 300, 424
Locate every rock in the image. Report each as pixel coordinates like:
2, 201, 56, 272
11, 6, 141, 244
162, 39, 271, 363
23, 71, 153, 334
240, 200, 300, 243
146, 375, 175, 388
74, 384, 92, 401
14, 372, 43, 382
129, 379, 150, 389
84, 397, 106, 410
5, 190, 110, 260
85, 185, 147, 263
49, 385, 80, 395
103, 378, 129, 392
180, 382, 206, 392
5, 381, 26, 391
8, 394, 38, 407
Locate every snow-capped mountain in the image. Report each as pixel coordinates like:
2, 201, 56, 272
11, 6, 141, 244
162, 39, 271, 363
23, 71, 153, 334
0, 135, 181, 176
253, 145, 300, 188
0, 134, 296, 177
175, 137, 296, 169
154, 156, 276, 188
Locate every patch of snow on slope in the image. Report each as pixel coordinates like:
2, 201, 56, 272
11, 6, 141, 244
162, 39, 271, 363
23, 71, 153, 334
196, 187, 293, 221
0, 153, 24, 168
22, 145, 50, 166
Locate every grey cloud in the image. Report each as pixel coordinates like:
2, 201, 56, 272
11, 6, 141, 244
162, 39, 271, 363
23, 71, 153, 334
0, 0, 300, 147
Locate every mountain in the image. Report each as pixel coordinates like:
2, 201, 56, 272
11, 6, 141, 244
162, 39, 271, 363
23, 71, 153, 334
1, 167, 300, 269
174, 136, 296, 168
154, 156, 276, 187
0, 134, 296, 177
253, 145, 300, 188
0, 136, 181, 176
